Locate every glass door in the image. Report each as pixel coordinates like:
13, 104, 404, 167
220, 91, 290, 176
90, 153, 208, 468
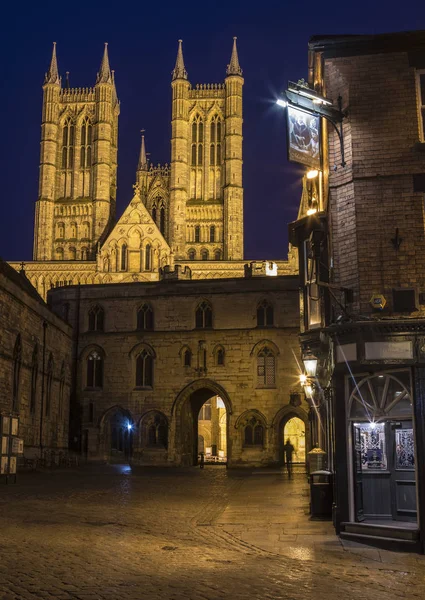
390, 420, 417, 521
352, 424, 364, 522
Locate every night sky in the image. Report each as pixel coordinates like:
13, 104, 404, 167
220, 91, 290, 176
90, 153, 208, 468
1, 1, 424, 262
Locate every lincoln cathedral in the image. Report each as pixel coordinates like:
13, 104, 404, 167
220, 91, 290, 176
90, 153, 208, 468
3, 39, 305, 468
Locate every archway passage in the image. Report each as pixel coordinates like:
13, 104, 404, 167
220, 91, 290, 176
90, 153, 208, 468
101, 407, 133, 464
283, 417, 306, 464
180, 388, 228, 466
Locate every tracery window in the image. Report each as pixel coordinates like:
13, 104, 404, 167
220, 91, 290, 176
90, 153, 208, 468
257, 300, 274, 327
257, 347, 276, 387
45, 354, 53, 417
209, 117, 222, 167
88, 305, 104, 332
136, 349, 154, 388
195, 300, 213, 329
30, 345, 38, 414
137, 304, 154, 331
243, 416, 264, 447
62, 118, 74, 169
191, 115, 204, 166
198, 400, 212, 421
80, 118, 92, 168
160, 206, 165, 235
144, 412, 168, 448
12, 334, 22, 412
87, 351, 103, 388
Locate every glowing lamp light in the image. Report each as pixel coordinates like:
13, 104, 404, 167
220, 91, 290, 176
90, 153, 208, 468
370, 421, 377, 430
127, 422, 133, 431
303, 353, 318, 378
276, 98, 287, 108
306, 208, 318, 216
299, 373, 307, 385
306, 169, 319, 179
305, 385, 313, 398
266, 261, 278, 276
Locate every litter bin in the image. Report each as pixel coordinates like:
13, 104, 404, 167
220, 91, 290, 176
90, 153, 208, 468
310, 470, 333, 519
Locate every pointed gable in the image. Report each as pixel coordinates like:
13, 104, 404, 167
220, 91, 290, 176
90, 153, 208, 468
99, 185, 171, 274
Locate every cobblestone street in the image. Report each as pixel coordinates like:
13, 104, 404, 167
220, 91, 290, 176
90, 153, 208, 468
0, 465, 424, 600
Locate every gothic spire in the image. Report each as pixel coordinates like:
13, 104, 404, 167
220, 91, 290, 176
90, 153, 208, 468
96, 42, 112, 84
44, 42, 60, 85
226, 37, 242, 76
172, 39, 188, 81
138, 130, 148, 170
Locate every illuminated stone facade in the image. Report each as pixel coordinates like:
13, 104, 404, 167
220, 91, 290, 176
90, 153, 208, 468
48, 275, 309, 467
10, 40, 296, 297
0, 260, 72, 458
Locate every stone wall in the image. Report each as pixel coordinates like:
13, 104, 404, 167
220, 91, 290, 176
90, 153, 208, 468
48, 275, 309, 467
0, 261, 73, 458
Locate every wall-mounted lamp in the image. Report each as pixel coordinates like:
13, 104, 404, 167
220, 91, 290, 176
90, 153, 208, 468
306, 169, 319, 180
303, 351, 318, 378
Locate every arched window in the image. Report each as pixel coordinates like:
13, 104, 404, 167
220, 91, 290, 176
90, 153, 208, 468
183, 348, 192, 367
57, 222, 65, 239
188, 249, 196, 260
257, 300, 274, 327
198, 144, 203, 166
191, 144, 196, 166
62, 118, 74, 169
145, 244, 151, 271
121, 244, 127, 271
87, 351, 103, 388
195, 226, 201, 243
152, 205, 157, 224
210, 117, 222, 167
210, 144, 215, 166
192, 122, 197, 143
257, 347, 276, 387
81, 247, 88, 260
160, 206, 165, 235
70, 222, 77, 238
216, 143, 221, 164
210, 121, 216, 142
56, 247, 64, 261
88, 305, 104, 332
243, 416, 264, 447
45, 354, 53, 417
216, 347, 225, 366
12, 334, 22, 412
136, 349, 154, 388
143, 412, 168, 448
214, 249, 221, 261
83, 221, 90, 239
201, 249, 208, 261
137, 304, 154, 331
69, 247, 76, 260
80, 118, 92, 168
210, 225, 215, 243
30, 345, 38, 414
195, 300, 213, 329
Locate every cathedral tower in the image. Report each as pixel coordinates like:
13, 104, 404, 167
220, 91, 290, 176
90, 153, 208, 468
169, 39, 244, 261
33, 43, 119, 262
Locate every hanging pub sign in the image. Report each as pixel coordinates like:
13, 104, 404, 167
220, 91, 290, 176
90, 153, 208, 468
287, 106, 321, 169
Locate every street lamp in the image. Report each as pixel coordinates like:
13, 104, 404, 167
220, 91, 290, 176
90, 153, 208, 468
303, 351, 318, 378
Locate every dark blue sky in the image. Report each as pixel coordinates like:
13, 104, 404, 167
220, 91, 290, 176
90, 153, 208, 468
1, 0, 424, 261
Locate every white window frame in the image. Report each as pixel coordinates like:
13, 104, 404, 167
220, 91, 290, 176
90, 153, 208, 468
416, 70, 425, 142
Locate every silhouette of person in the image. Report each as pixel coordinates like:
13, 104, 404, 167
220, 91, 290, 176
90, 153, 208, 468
284, 438, 295, 477
199, 452, 205, 469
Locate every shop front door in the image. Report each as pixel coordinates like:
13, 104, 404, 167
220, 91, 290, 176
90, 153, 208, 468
390, 420, 417, 521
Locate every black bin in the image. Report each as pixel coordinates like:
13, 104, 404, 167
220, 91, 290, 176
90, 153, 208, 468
310, 470, 333, 519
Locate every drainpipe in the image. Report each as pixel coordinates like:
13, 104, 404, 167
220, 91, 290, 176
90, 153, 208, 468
39, 320, 48, 458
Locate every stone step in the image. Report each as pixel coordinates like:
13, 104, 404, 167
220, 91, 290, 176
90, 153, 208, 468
341, 521, 419, 540
340, 531, 421, 553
